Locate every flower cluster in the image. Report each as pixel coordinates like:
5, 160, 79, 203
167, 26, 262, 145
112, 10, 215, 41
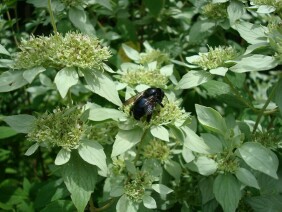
120, 66, 168, 88
27, 107, 85, 150
87, 121, 119, 145
142, 139, 171, 163
193, 46, 238, 70
139, 49, 170, 66
14, 32, 111, 70
123, 172, 153, 202
217, 155, 239, 174
202, 3, 228, 20
252, 131, 282, 150
112, 157, 126, 175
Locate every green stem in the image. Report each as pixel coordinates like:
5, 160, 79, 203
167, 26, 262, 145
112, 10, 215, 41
67, 90, 73, 106
47, 0, 58, 34
252, 82, 278, 134
224, 76, 257, 112
90, 198, 116, 212
134, 128, 148, 166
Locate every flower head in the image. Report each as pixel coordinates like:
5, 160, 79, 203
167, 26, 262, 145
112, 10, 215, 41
14, 32, 111, 70
202, 3, 228, 20
120, 65, 168, 88
142, 139, 171, 163
27, 107, 85, 150
124, 171, 153, 202
193, 46, 238, 70
139, 49, 170, 66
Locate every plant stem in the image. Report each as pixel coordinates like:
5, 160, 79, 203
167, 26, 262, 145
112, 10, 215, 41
252, 82, 278, 134
67, 90, 73, 106
224, 76, 257, 112
134, 128, 148, 166
89, 198, 116, 212
47, 0, 58, 34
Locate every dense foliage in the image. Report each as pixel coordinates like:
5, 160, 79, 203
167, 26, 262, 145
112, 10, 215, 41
1, 0, 282, 211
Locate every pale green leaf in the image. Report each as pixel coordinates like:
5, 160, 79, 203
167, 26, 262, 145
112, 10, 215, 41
227, 1, 244, 26
209, 67, 228, 76
0, 71, 28, 92
193, 156, 218, 176
61, 152, 97, 212
195, 104, 227, 135
23, 66, 46, 83
213, 174, 241, 212
230, 54, 278, 73
88, 108, 126, 121
182, 126, 211, 154
83, 70, 122, 106
238, 142, 278, 179
116, 195, 139, 212
122, 44, 140, 61
235, 167, 260, 189
55, 149, 71, 165
0, 44, 10, 56
143, 0, 164, 17
233, 21, 268, 44
160, 64, 174, 76
111, 128, 144, 157
78, 139, 108, 177
142, 159, 162, 177
143, 195, 157, 209
182, 146, 195, 163
110, 186, 124, 197
3, 114, 36, 133
177, 71, 213, 89
54, 67, 78, 98
24, 143, 39, 156
68, 7, 95, 35
150, 125, 169, 141
189, 20, 216, 44
247, 195, 282, 212
257, 5, 276, 14
151, 184, 173, 195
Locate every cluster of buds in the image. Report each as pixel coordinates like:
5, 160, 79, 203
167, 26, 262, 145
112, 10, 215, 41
202, 3, 228, 20
142, 139, 171, 163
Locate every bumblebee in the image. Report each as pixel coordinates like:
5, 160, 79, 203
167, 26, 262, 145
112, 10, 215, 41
124, 87, 165, 122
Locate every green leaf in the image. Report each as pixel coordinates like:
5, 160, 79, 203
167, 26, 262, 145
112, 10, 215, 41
275, 79, 282, 116
213, 174, 241, 212
182, 126, 211, 154
227, 0, 244, 26
110, 186, 124, 197
142, 159, 162, 177
201, 80, 231, 97
143, 0, 164, 17
235, 167, 260, 189
22, 66, 46, 83
164, 160, 181, 182
61, 151, 97, 212
111, 128, 144, 157
233, 21, 268, 44
160, 64, 174, 76
246, 195, 282, 212
199, 177, 215, 204
257, 5, 276, 14
0, 71, 28, 92
68, 7, 95, 35
143, 195, 157, 209
195, 104, 227, 135
24, 143, 39, 156
150, 125, 169, 141
88, 108, 126, 121
3, 114, 36, 133
55, 149, 71, 165
209, 67, 228, 76
238, 142, 278, 179
78, 139, 108, 177
116, 195, 139, 212
0, 44, 10, 56
83, 70, 122, 106
41, 200, 75, 212
95, 0, 112, 10
0, 126, 17, 139
230, 54, 278, 73
122, 44, 140, 61
182, 146, 195, 163
189, 20, 216, 44
151, 184, 173, 195
177, 70, 213, 89
201, 133, 223, 153
54, 67, 79, 98
192, 156, 218, 176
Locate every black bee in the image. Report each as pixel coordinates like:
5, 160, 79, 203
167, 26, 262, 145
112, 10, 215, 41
124, 87, 165, 122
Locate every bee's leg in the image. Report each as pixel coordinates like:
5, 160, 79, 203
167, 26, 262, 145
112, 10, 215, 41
146, 114, 152, 122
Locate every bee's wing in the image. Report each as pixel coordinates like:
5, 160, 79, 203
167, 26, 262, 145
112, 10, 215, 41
123, 91, 145, 106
